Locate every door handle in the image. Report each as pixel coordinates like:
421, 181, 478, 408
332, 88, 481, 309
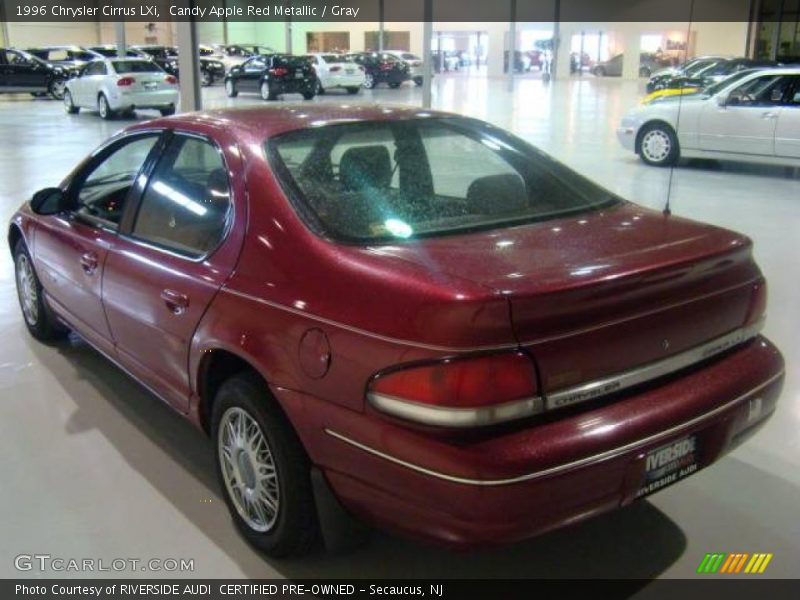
160, 289, 189, 314
761, 112, 779, 120
79, 252, 98, 274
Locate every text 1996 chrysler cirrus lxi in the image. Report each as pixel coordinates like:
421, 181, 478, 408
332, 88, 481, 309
9, 105, 784, 556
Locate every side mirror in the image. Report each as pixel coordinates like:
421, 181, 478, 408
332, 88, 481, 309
30, 188, 69, 215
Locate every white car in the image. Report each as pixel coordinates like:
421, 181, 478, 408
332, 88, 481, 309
64, 59, 179, 120
618, 68, 800, 167
383, 50, 426, 86
307, 53, 365, 94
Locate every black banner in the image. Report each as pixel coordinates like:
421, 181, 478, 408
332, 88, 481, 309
5, 580, 800, 600
0, 0, 761, 23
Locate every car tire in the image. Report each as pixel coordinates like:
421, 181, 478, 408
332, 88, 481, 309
211, 371, 319, 557
302, 90, 315, 100
159, 105, 176, 117
48, 77, 67, 100
639, 67, 651, 78
200, 69, 212, 87
388, 82, 402, 89
97, 94, 114, 120
363, 73, 375, 89
63, 91, 79, 114
14, 239, 68, 342
413, 77, 423, 86
593, 66, 606, 77
637, 122, 680, 167
225, 79, 238, 98
315, 80, 325, 95
346, 87, 361, 95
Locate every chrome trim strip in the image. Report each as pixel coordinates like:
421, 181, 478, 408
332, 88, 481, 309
546, 320, 765, 411
367, 393, 544, 428
325, 369, 785, 487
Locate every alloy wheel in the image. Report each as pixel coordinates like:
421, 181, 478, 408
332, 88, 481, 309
98, 96, 108, 118
50, 79, 66, 99
16, 254, 39, 326
641, 129, 672, 163
363, 74, 374, 89
218, 407, 280, 533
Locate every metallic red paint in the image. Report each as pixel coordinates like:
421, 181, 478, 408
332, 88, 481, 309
8, 105, 785, 548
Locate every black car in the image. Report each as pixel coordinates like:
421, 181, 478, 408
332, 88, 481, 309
649, 57, 778, 91
26, 46, 102, 72
346, 52, 410, 88
0, 47, 70, 99
646, 56, 728, 93
225, 54, 317, 100
134, 45, 224, 86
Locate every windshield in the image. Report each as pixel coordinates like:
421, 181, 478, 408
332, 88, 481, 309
113, 60, 163, 73
268, 118, 619, 243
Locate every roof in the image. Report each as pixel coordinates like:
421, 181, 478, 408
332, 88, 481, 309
134, 104, 460, 141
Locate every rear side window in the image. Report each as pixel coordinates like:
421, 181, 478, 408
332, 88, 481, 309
269, 118, 618, 243
113, 60, 162, 74
132, 135, 231, 258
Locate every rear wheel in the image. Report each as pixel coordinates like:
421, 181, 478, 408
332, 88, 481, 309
388, 81, 401, 89
346, 87, 361, 95
637, 123, 680, 167
200, 69, 212, 87
63, 90, 79, 114
315, 80, 325, 95
14, 240, 68, 342
212, 372, 319, 557
261, 81, 279, 101
363, 73, 375, 89
302, 90, 315, 100
413, 77, 423, 86
97, 94, 114, 120
49, 77, 66, 100
225, 79, 238, 98
593, 66, 606, 77
159, 105, 176, 117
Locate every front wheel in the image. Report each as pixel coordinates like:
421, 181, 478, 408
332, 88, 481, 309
261, 81, 278, 101
200, 69, 212, 87
315, 80, 325, 95
388, 82, 402, 89
159, 105, 176, 117
413, 77, 423, 86
14, 240, 68, 342
363, 73, 375, 89
346, 86, 361, 95
301, 90, 315, 100
637, 123, 680, 167
49, 77, 66, 100
212, 372, 319, 557
63, 90, 79, 114
593, 67, 606, 77
225, 79, 238, 98
97, 94, 114, 120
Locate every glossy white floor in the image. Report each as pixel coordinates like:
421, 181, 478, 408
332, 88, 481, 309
0, 74, 798, 580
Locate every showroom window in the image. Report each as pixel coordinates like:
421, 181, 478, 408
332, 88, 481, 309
73, 135, 160, 230
132, 135, 231, 258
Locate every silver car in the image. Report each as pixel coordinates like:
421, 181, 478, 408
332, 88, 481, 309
384, 50, 426, 86
64, 59, 179, 120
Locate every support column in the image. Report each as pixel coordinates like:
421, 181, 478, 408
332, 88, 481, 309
285, 19, 292, 53
378, 0, 385, 52
555, 26, 572, 80
507, 0, 516, 91
422, 0, 433, 108
176, 19, 202, 112
114, 21, 126, 57
621, 28, 642, 80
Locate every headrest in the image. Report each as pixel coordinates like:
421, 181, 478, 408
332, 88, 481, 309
466, 173, 527, 215
339, 145, 392, 191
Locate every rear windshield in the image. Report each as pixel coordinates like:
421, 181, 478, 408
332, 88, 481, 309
113, 60, 163, 73
321, 54, 341, 62
268, 118, 620, 243
274, 55, 309, 67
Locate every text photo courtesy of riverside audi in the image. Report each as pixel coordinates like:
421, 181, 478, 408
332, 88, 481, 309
0, 0, 799, 598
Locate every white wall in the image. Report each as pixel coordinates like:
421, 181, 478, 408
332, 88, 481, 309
5, 22, 101, 47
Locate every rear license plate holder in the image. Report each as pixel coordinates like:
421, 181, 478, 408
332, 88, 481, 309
636, 434, 699, 498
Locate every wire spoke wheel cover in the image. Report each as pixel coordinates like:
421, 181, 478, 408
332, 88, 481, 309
642, 129, 671, 163
218, 407, 280, 532
15, 254, 39, 326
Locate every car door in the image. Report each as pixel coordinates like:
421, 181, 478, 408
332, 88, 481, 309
32, 133, 163, 353
101, 131, 242, 411
312, 55, 329, 88
74, 60, 103, 105
774, 75, 800, 159
4, 49, 46, 91
698, 73, 792, 156
0, 50, 9, 90
239, 56, 266, 91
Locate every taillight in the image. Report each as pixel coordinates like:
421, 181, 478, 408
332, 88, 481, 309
329, 66, 342, 73
270, 67, 288, 77
165, 75, 178, 85
117, 77, 136, 87
744, 279, 767, 327
367, 352, 541, 428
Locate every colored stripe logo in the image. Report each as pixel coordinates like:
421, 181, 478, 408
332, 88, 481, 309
697, 553, 773, 574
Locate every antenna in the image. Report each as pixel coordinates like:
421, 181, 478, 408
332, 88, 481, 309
664, 0, 697, 217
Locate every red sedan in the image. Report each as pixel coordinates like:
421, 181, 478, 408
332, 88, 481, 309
8, 105, 784, 556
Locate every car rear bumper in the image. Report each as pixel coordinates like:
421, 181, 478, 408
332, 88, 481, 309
110, 89, 178, 110
273, 79, 315, 94
276, 335, 784, 547
325, 74, 366, 88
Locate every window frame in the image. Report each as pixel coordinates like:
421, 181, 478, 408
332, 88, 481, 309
65, 130, 167, 233
120, 130, 235, 262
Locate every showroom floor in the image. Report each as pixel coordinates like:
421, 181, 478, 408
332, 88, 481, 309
0, 74, 798, 580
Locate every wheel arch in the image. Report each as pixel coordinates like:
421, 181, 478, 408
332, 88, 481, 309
8, 222, 24, 256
